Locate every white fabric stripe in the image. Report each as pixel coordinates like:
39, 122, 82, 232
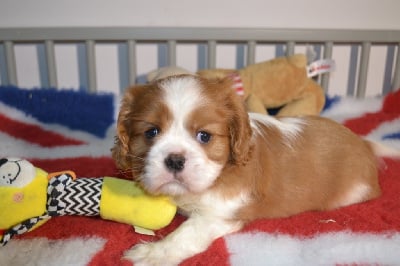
226, 231, 400, 266
0, 237, 106, 266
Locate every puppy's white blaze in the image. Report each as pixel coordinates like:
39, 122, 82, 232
143, 76, 224, 195
249, 112, 305, 142
159, 76, 206, 124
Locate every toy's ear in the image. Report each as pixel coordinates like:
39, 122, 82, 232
147, 66, 193, 82
287, 54, 308, 68
0, 158, 35, 188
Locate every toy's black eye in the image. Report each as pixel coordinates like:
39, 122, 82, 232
196, 131, 211, 144
145, 127, 160, 139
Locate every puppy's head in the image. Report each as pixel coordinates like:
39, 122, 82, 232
112, 75, 252, 196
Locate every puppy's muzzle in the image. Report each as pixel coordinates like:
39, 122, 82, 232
164, 153, 186, 173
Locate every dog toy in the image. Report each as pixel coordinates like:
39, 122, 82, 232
147, 66, 194, 81
197, 54, 326, 116
0, 157, 177, 245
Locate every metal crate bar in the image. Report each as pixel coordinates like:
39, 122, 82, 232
286, 41, 295, 56
247, 40, 256, 65
127, 40, 137, 87
392, 43, 400, 91
167, 40, 176, 66
4, 41, 17, 86
207, 40, 216, 69
85, 40, 97, 93
321, 41, 333, 92
44, 40, 58, 88
356, 42, 371, 98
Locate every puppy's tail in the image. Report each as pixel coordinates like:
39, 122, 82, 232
367, 140, 400, 159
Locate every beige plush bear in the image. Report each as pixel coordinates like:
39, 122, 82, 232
197, 54, 325, 116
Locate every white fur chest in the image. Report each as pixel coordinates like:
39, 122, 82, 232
175, 190, 250, 220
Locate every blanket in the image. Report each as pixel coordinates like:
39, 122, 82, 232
0, 86, 399, 266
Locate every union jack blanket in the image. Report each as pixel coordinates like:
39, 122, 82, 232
0, 85, 399, 266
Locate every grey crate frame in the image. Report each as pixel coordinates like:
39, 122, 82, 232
0, 27, 399, 97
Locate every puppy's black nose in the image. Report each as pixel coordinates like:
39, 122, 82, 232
0, 158, 8, 167
164, 154, 185, 172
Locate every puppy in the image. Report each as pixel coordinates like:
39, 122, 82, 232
113, 75, 395, 266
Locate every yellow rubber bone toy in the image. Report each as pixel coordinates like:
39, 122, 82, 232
0, 157, 177, 245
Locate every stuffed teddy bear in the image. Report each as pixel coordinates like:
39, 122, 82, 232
147, 55, 326, 117
0, 157, 177, 245
197, 54, 326, 116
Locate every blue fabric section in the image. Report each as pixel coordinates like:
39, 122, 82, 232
322, 94, 341, 111
0, 86, 114, 138
383, 132, 400, 140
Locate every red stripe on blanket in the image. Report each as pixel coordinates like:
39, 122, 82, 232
344, 90, 400, 135
344, 112, 399, 135
0, 113, 85, 147
382, 89, 400, 113
29, 157, 122, 178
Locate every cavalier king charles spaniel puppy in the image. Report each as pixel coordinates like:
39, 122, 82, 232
113, 75, 396, 266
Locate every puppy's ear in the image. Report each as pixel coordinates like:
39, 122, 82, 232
229, 93, 253, 165
111, 85, 147, 169
112, 125, 131, 170
216, 77, 253, 165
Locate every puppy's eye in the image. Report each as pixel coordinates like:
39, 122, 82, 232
145, 127, 160, 139
196, 131, 211, 144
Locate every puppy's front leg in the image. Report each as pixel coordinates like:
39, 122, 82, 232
124, 214, 242, 266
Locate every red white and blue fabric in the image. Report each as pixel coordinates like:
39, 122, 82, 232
0, 85, 399, 266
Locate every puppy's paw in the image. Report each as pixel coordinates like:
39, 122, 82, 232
123, 242, 180, 266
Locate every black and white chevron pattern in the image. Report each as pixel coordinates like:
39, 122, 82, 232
48, 176, 103, 216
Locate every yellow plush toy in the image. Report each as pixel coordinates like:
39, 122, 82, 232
0, 157, 177, 245
197, 54, 326, 116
